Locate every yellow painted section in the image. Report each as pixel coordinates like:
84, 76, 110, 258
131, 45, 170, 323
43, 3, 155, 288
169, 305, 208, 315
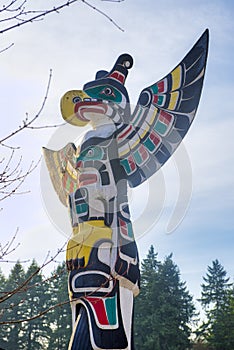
60, 90, 90, 126
148, 107, 158, 125
168, 91, 179, 110
171, 65, 182, 91
66, 161, 77, 180
138, 122, 150, 140
130, 138, 141, 150
66, 220, 112, 267
119, 146, 130, 157
53, 152, 60, 169
53, 153, 63, 180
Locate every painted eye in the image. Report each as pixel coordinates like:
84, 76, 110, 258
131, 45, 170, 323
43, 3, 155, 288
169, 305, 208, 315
87, 149, 94, 157
139, 90, 152, 107
102, 87, 115, 97
72, 96, 82, 104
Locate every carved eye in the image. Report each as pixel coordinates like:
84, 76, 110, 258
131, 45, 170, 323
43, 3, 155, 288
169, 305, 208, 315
102, 87, 115, 97
87, 149, 94, 157
72, 96, 82, 104
139, 90, 152, 107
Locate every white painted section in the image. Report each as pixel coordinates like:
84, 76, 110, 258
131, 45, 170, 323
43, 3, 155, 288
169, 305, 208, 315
119, 286, 134, 350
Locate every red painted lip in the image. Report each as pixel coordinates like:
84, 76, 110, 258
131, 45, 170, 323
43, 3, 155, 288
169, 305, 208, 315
74, 101, 108, 121
78, 173, 98, 186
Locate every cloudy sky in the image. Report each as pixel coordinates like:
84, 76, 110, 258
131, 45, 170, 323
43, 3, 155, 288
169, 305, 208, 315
1, 0, 234, 317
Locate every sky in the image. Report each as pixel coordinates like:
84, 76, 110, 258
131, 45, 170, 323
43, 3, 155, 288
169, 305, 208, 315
0, 0, 234, 319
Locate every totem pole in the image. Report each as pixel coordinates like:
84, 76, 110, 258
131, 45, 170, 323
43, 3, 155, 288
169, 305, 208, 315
43, 29, 209, 349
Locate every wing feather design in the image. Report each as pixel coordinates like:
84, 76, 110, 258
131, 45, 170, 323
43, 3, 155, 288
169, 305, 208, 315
43, 143, 78, 206
118, 29, 209, 187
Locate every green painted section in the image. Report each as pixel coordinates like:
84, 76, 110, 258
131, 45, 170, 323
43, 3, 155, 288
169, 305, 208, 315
66, 177, 71, 191
157, 95, 164, 105
105, 296, 117, 325
77, 146, 104, 162
120, 159, 131, 174
133, 107, 143, 126
85, 85, 122, 103
143, 137, 155, 152
127, 223, 134, 238
151, 84, 158, 94
133, 150, 143, 165
76, 203, 88, 214
154, 121, 167, 135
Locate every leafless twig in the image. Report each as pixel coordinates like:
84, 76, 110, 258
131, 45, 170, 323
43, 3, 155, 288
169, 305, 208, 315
0, 241, 67, 305
0, 228, 20, 260
81, 0, 124, 32
0, 152, 41, 201
0, 42, 14, 53
0, 0, 124, 35
0, 69, 52, 145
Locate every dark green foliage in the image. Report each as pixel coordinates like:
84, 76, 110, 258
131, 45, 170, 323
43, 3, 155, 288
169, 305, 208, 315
198, 260, 234, 349
1, 254, 233, 349
47, 262, 72, 350
134, 246, 196, 350
0, 262, 26, 349
0, 261, 71, 350
0, 267, 8, 349
200, 259, 232, 313
19, 260, 50, 350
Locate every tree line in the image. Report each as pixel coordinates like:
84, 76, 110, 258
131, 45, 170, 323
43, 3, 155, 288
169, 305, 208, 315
0, 246, 233, 349
134, 246, 234, 349
0, 261, 71, 350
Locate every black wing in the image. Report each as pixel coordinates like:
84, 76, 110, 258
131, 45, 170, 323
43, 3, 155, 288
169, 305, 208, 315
117, 29, 209, 187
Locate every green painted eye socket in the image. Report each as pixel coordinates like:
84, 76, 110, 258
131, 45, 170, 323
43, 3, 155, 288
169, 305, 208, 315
101, 87, 115, 97
77, 146, 104, 162
85, 85, 122, 103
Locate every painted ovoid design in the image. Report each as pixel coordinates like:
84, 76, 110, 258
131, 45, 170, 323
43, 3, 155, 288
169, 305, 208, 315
43, 29, 209, 349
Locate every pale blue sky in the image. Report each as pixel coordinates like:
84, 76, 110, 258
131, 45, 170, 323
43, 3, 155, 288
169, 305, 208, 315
1, 0, 234, 318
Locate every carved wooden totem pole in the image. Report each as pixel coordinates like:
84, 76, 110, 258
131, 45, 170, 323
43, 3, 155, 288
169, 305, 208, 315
43, 30, 208, 349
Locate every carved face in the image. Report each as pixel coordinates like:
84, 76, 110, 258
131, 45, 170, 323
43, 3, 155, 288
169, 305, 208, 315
60, 54, 133, 127
76, 140, 112, 188
70, 134, 121, 225
60, 84, 130, 127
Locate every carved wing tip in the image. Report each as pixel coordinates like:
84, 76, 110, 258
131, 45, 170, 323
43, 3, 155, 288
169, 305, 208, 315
42, 146, 69, 207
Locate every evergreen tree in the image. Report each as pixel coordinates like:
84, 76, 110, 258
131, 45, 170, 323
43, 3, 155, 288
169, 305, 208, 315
0, 260, 72, 349
1, 262, 26, 349
134, 245, 160, 349
198, 260, 234, 349
200, 259, 232, 314
0, 268, 8, 349
134, 246, 196, 350
155, 254, 196, 350
210, 290, 234, 350
47, 262, 72, 350
0, 267, 5, 286
19, 260, 50, 350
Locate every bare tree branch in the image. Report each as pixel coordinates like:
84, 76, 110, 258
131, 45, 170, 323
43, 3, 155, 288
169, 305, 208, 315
0, 152, 40, 201
82, 0, 124, 32
0, 269, 118, 325
0, 0, 126, 331
0, 241, 67, 305
0, 297, 71, 325
0, 228, 20, 260
0, 0, 124, 35
0, 42, 14, 53
0, 70, 53, 201
0, 69, 52, 145
0, 236, 124, 325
